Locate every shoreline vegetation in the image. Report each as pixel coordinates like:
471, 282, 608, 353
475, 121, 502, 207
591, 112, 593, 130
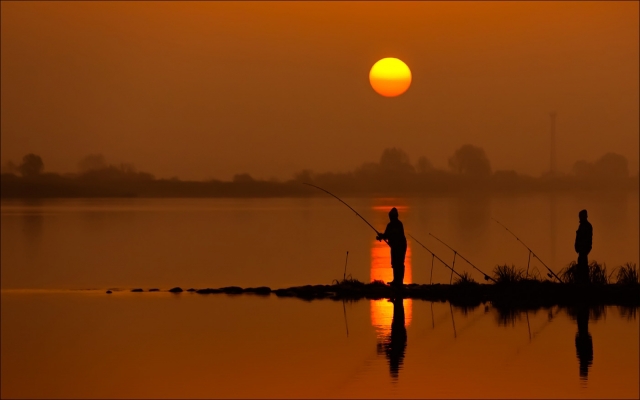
2, 147, 638, 198
110, 263, 639, 307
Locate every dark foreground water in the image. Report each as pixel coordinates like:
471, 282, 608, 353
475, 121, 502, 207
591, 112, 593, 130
1, 195, 638, 398
1, 292, 638, 398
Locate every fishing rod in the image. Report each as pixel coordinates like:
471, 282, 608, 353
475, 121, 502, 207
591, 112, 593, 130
491, 218, 562, 283
343, 251, 349, 281
303, 183, 389, 247
408, 234, 464, 280
429, 233, 496, 283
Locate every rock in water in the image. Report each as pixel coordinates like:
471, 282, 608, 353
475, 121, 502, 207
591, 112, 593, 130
148, 288, 160, 292
196, 288, 222, 294
169, 287, 183, 293
186, 288, 196, 292
106, 290, 112, 294
131, 288, 143, 292
245, 286, 271, 295
221, 286, 244, 294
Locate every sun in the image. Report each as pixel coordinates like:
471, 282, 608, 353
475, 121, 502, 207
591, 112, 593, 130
369, 58, 412, 97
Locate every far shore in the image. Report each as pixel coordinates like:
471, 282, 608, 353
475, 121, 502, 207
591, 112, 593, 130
1, 172, 638, 199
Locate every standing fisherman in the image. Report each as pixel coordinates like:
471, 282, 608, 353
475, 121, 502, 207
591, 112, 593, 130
574, 209, 593, 284
376, 207, 407, 287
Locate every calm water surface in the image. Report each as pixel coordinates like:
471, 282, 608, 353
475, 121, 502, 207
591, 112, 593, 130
1, 195, 638, 398
1, 194, 638, 289
1, 293, 637, 398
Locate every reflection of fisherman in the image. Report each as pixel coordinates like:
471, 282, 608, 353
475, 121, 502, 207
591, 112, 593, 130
377, 297, 407, 380
376, 207, 407, 287
574, 210, 593, 284
575, 306, 593, 380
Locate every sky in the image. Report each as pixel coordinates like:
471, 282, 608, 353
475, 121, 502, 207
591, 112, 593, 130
1, 1, 638, 181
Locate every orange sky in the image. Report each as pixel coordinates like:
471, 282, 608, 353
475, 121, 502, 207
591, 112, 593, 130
1, 1, 638, 180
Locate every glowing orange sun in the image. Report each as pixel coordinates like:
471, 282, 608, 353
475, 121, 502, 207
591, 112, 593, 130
369, 58, 412, 97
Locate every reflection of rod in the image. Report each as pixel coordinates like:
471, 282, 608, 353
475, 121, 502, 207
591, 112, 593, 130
429, 233, 496, 283
491, 218, 562, 283
526, 311, 531, 342
408, 234, 463, 280
342, 300, 349, 338
450, 303, 457, 338
431, 302, 435, 329
454, 308, 488, 337
508, 306, 559, 360
303, 183, 389, 247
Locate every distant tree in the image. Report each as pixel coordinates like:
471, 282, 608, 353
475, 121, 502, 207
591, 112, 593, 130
233, 173, 254, 183
78, 154, 107, 172
493, 169, 519, 179
78, 162, 153, 181
593, 153, 628, 179
1, 160, 18, 175
572, 153, 628, 180
493, 170, 520, 187
18, 153, 44, 177
379, 147, 415, 174
293, 169, 314, 183
572, 160, 593, 177
448, 144, 491, 177
416, 156, 433, 173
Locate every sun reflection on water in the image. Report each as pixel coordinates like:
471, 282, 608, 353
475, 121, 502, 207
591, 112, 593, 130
370, 236, 412, 339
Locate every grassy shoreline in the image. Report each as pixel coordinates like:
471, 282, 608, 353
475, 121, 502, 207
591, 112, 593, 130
115, 278, 639, 308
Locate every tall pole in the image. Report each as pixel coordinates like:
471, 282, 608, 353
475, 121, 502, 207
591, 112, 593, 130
550, 111, 557, 176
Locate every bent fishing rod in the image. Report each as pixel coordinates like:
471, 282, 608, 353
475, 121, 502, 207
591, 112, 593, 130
429, 233, 497, 283
408, 234, 463, 281
303, 183, 389, 246
491, 218, 562, 283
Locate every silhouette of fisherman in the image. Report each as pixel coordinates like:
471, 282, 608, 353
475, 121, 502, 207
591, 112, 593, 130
574, 209, 593, 284
376, 207, 407, 287
376, 297, 407, 381
574, 306, 594, 381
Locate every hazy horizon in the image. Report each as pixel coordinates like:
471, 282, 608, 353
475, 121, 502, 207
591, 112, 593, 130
2, 2, 638, 181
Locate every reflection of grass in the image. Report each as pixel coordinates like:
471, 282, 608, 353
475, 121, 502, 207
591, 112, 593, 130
615, 263, 638, 285
617, 305, 637, 320
453, 271, 476, 285
493, 264, 524, 284
495, 307, 522, 327
559, 260, 609, 284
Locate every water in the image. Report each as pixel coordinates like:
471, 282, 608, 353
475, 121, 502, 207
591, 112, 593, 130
1, 194, 638, 289
1, 293, 637, 398
1, 195, 638, 398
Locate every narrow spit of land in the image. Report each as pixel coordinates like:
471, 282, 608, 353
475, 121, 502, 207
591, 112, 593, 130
111, 280, 640, 308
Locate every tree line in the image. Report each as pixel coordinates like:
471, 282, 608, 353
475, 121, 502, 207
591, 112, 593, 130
1, 145, 637, 198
